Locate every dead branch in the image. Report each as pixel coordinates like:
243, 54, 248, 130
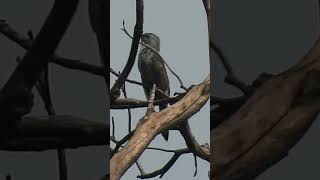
111, 94, 183, 109
0, 115, 108, 151
178, 121, 210, 161
110, 75, 209, 180
110, 0, 144, 100
210, 43, 250, 94
0, 20, 108, 77
137, 148, 191, 179
1, 0, 79, 93
211, 48, 320, 179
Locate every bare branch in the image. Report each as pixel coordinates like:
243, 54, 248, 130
110, 0, 144, 100
119, 81, 132, 133
110, 130, 135, 158
179, 121, 210, 162
111, 94, 184, 109
210, 42, 250, 94
1, 0, 79, 93
137, 148, 191, 179
135, 161, 146, 175
0, 115, 108, 151
110, 75, 209, 180
0, 20, 108, 78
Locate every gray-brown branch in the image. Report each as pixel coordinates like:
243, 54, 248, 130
110, 75, 209, 180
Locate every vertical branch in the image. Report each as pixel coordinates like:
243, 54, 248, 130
33, 33, 68, 180
110, 0, 144, 100
120, 77, 132, 133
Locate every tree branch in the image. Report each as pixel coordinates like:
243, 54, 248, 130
178, 121, 210, 162
110, 0, 144, 100
212, 56, 320, 179
0, 115, 108, 151
110, 75, 209, 180
1, 0, 79, 93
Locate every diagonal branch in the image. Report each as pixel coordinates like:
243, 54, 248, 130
178, 121, 210, 161
137, 148, 191, 179
110, 75, 209, 180
210, 42, 250, 94
1, 0, 79, 93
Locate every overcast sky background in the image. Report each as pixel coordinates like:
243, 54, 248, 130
110, 0, 210, 179
0, 1, 108, 180
212, 0, 320, 179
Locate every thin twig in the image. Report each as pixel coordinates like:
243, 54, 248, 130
137, 148, 191, 179
110, 67, 169, 98
120, 80, 132, 133
0, 19, 106, 77
112, 117, 115, 137
110, 130, 135, 158
210, 41, 250, 94
135, 161, 146, 175
26, 30, 68, 180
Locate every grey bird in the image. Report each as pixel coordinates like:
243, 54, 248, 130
138, 33, 170, 141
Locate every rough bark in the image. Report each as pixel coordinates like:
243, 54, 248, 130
211, 39, 320, 179
110, 75, 210, 180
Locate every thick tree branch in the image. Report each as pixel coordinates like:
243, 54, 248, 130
0, 115, 108, 151
137, 148, 191, 179
211, 55, 320, 179
110, 75, 209, 180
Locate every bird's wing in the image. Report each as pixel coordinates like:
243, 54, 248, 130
153, 55, 170, 97
138, 49, 154, 99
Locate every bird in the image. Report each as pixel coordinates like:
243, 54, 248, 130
88, 0, 109, 84
138, 33, 170, 141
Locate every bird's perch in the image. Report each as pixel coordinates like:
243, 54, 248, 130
110, 75, 210, 180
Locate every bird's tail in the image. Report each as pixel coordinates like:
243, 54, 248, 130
160, 104, 169, 141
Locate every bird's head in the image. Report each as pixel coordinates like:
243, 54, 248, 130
141, 33, 160, 51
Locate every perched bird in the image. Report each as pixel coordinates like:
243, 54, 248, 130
138, 33, 170, 141
88, 0, 109, 84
